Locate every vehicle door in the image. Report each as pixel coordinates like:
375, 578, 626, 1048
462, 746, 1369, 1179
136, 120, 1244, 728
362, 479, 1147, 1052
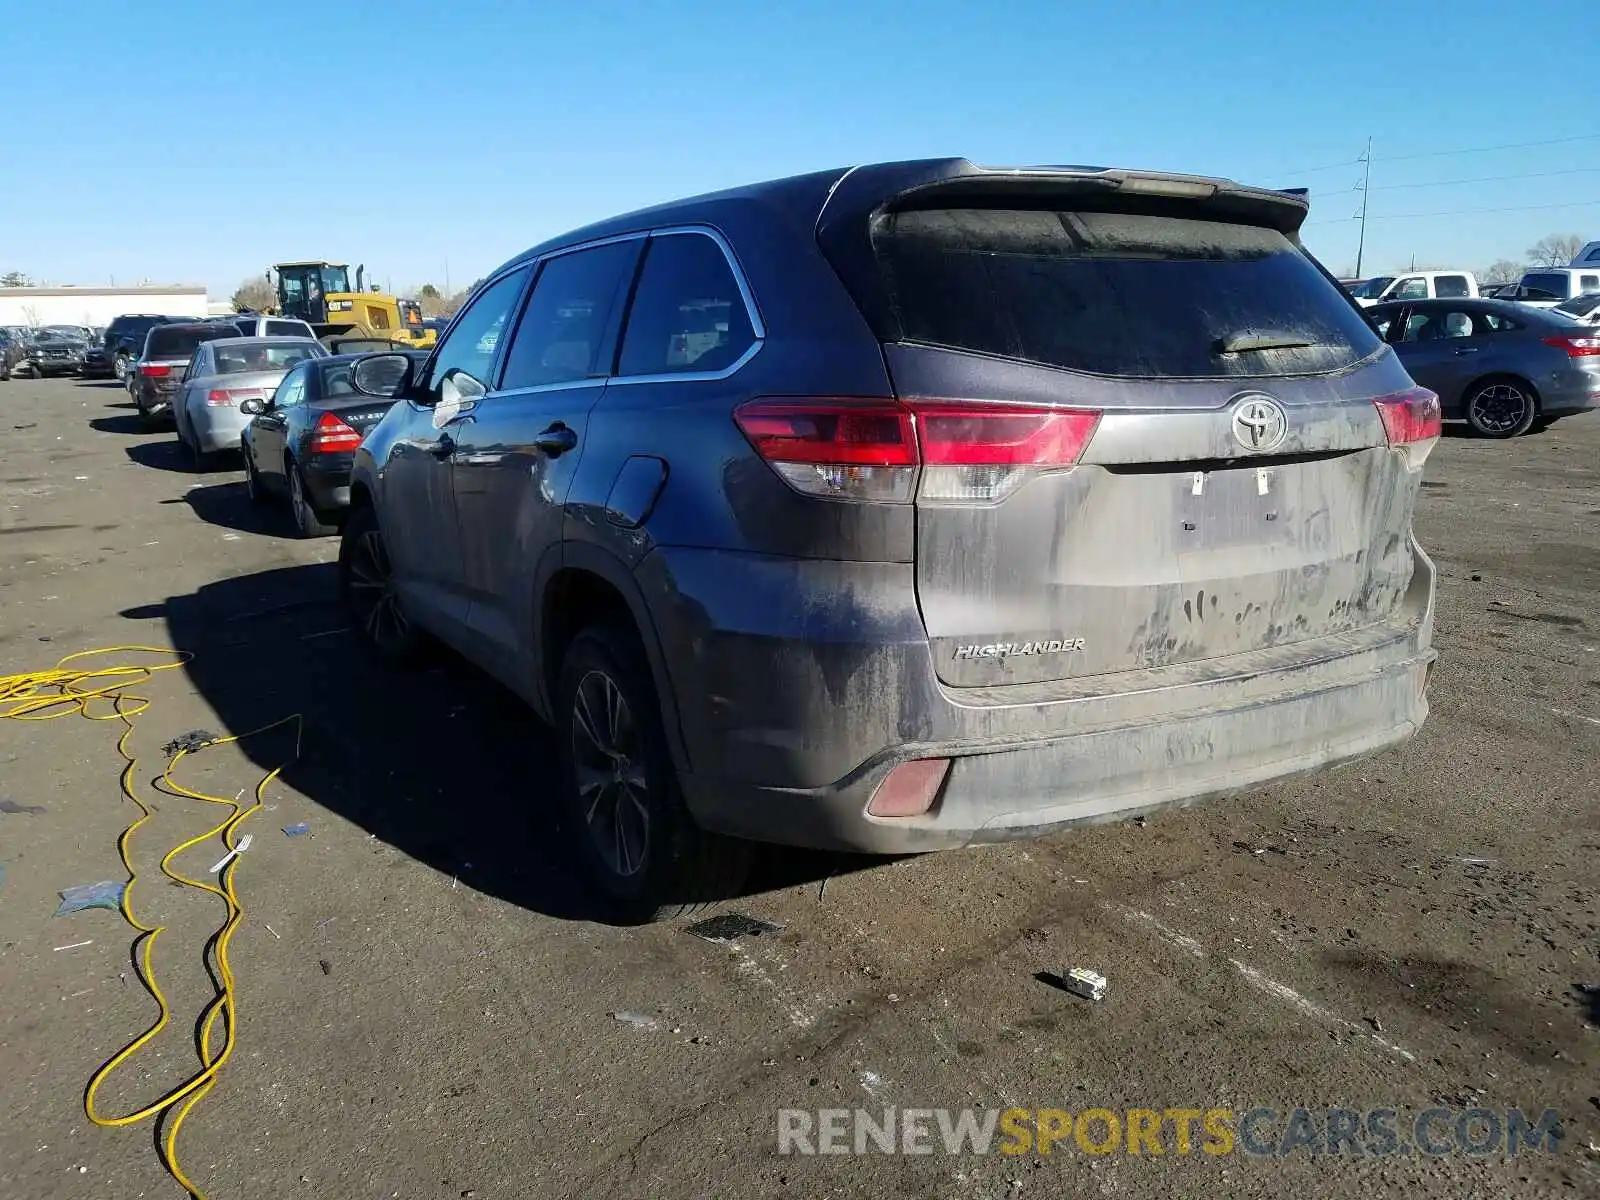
174, 344, 210, 440
1394, 306, 1484, 412
253, 362, 309, 493
450, 239, 642, 678
378, 266, 531, 641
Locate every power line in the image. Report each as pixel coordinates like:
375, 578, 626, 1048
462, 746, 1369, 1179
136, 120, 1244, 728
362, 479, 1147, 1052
1315, 165, 1600, 194
1303, 198, 1600, 227
1274, 132, 1600, 181
1373, 132, 1600, 163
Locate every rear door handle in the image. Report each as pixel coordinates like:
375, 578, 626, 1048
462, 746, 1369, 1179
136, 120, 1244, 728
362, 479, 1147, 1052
426, 434, 456, 459
1453, 346, 1480, 355
533, 424, 578, 456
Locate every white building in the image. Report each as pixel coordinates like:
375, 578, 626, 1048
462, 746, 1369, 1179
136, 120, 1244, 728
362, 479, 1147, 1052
0, 285, 209, 328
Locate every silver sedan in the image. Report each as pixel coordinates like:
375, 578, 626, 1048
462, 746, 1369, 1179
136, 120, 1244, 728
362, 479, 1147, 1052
173, 337, 326, 466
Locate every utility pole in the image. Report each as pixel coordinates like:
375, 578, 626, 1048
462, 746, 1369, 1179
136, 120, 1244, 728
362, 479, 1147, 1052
1354, 136, 1373, 278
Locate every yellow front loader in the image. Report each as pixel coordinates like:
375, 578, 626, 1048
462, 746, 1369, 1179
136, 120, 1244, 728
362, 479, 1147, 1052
267, 261, 436, 350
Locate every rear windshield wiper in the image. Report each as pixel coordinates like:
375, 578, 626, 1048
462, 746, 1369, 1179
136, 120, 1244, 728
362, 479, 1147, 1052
1213, 330, 1317, 355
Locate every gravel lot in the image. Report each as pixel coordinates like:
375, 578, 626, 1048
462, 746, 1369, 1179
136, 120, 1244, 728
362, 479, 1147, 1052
1, 378, 1596, 1199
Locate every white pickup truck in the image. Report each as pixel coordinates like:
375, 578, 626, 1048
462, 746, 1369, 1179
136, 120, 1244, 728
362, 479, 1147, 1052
1350, 270, 1480, 307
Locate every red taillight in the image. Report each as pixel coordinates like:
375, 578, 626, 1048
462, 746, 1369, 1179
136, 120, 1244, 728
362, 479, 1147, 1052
733, 397, 1102, 504
206, 388, 264, 407
138, 363, 170, 378
310, 411, 362, 453
1542, 335, 1600, 357
867, 758, 951, 818
1373, 387, 1441, 469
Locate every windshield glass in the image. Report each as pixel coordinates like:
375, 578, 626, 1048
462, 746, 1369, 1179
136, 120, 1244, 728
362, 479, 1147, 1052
214, 343, 320, 374
1348, 277, 1394, 299
1554, 293, 1600, 318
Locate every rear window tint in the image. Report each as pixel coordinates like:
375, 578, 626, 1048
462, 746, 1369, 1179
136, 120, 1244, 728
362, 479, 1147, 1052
618, 233, 756, 376
871, 208, 1381, 378
1434, 274, 1471, 298
146, 326, 232, 358
1520, 273, 1570, 300
265, 320, 306, 336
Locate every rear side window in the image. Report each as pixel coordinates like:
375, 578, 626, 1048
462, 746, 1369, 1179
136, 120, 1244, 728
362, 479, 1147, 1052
618, 233, 757, 376
146, 326, 230, 358
1579, 274, 1600, 293
501, 241, 637, 390
870, 208, 1382, 378
1434, 274, 1470, 298
266, 320, 305, 336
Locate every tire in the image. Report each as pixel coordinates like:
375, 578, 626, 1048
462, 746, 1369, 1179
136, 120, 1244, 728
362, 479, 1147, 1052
288, 460, 337, 537
1464, 377, 1538, 439
339, 504, 419, 662
113, 353, 130, 383
242, 444, 269, 506
556, 623, 752, 923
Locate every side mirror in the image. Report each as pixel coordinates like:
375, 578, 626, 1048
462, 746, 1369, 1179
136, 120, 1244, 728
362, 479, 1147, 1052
239, 398, 267, 416
351, 352, 413, 398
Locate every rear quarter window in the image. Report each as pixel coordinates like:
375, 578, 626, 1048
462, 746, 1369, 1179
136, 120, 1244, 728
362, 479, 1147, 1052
1434, 274, 1470, 298
870, 208, 1382, 378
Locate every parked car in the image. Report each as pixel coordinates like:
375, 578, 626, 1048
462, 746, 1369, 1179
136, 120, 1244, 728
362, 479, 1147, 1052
212, 314, 320, 340
241, 351, 425, 536
1479, 282, 1521, 300
171, 337, 326, 466
1570, 241, 1600, 267
1353, 270, 1480, 307
130, 322, 247, 426
1365, 297, 1600, 436
336, 158, 1441, 920
0, 328, 27, 381
1510, 267, 1600, 308
14, 328, 88, 378
104, 314, 191, 382
1552, 291, 1600, 326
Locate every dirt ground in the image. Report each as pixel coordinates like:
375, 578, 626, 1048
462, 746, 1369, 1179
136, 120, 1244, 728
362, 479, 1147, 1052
1, 377, 1596, 1200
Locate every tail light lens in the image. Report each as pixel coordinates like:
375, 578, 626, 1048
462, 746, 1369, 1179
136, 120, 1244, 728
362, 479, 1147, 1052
1542, 334, 1600, 357
733, 398, 1102, 505
310, 411, 362, 454
1373, 387, 1441, 470
138, 363, 170, 378
205, 388, 263, 407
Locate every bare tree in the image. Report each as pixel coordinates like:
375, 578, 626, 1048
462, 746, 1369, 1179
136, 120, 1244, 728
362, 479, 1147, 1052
1, 270, 33, 287
1525, 233, 1585, 267
231, 276, 277, 312
1480, 259, 1525, 285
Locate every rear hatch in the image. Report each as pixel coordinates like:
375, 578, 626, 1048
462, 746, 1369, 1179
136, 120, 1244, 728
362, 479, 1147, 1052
143, 325, 237, 392
821, 167, 1437, 688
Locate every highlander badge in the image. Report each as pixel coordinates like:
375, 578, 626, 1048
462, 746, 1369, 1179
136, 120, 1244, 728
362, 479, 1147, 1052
954, 638, 1085, 661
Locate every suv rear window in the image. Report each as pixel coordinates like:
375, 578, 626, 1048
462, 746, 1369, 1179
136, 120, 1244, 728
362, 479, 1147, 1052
265, 320, 306, 336
1520, 272, 1570, 300
1434, 274, 1471, 298
871, 208, 1380, 378
146, 325, 232, 359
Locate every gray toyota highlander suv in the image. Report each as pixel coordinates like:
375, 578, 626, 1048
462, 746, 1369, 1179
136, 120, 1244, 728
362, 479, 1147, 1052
340, 158, 1440, 921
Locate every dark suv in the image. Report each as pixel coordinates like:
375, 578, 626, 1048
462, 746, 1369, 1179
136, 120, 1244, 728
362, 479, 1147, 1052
340, 158, 1440, 920
131, 322, 242, 426
105, 314, 187, 382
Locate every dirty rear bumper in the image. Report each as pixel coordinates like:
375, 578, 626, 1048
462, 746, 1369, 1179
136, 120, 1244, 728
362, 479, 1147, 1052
648, 543, 1436, 855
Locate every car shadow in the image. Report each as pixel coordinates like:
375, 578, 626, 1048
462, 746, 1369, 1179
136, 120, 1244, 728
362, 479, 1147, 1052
122, 440, 227, 474
173, 479, 293, 537
75, 379, 125, 390
124, 560, 871, 926
90, 413, 152, 436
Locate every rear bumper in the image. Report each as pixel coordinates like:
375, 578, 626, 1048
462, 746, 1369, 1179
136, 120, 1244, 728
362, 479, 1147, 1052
194, 410, 250, 454
1542, 368, 1600, 415
301, 455, 355, 511
646, 542, 1437, 854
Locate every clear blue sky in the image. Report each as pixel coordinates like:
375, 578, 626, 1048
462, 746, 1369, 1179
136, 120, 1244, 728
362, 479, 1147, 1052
2, 0, 1593, 298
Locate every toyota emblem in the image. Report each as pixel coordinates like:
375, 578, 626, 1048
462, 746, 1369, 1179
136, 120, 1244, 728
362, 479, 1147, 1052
1230, 395, 1288, 453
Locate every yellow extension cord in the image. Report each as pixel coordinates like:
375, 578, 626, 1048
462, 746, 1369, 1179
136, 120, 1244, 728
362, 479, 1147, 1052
0, 647, 299, 1199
